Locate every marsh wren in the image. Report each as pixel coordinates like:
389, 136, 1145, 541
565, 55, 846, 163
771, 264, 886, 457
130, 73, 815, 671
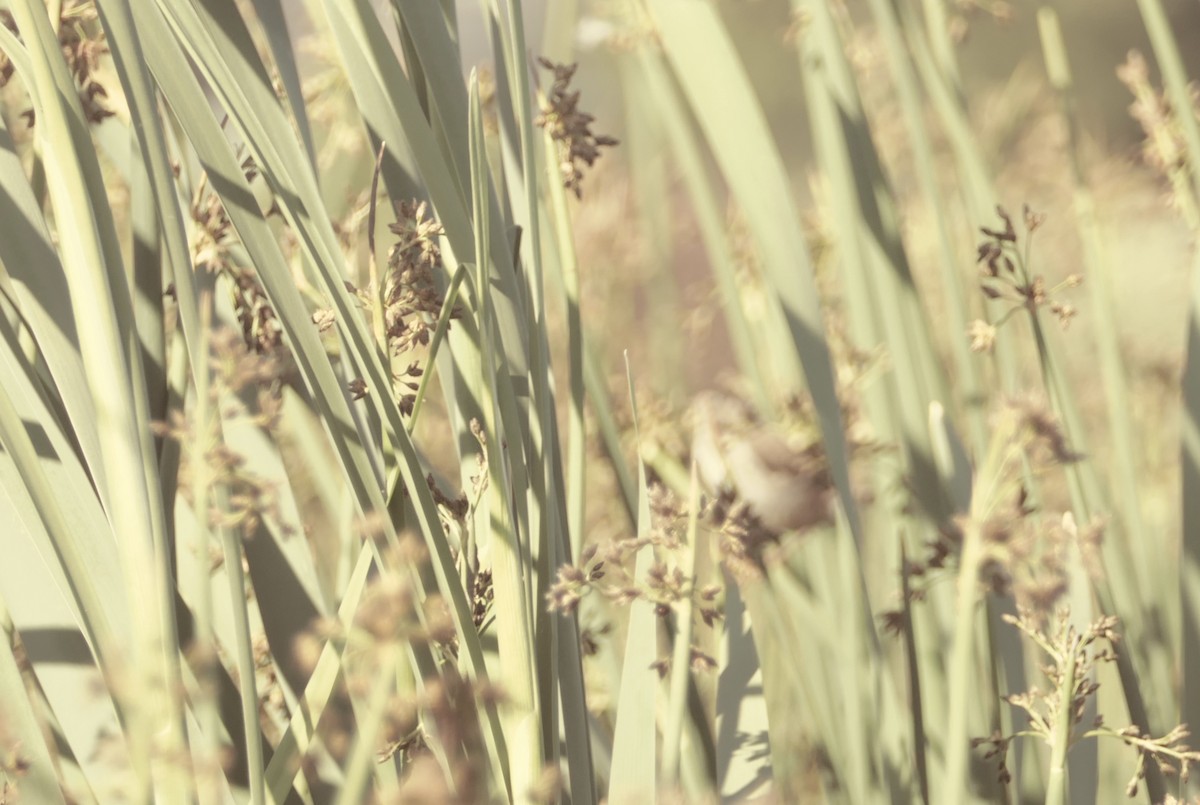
691, 391, 835, 534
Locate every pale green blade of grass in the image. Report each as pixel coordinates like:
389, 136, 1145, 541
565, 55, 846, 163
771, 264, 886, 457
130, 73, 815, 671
1025, 306, 1164, 801
156, 0, 397, 472
314, 0, 537, 577
712, 575, 761, 795
487, 5, 574, 748
793, 5, 969, 795
92, 0, 217, 559
793, 0, 953, 521
392, 0, 471, 196
895, 0, 1027, 400
255, 0, 318, 172
299, 0, 423, 202
900, 7, 1162, 796
0, 369, 135, 799
319, 0, 532, 364
0, 7, 184, 796
407, 263, 468, 430
485, 5, 601, 785
539, 91, 601, 805
942, 414, 1017, 799
540, 128, 587, 559
781, 533, 885, 800
1037, 2, 1155, 569
645, 0, 862, 547
661, 461, 700, 789
863, 0, 987, 456
607, 355, 658, 803
467, 73, 542, 801
264, 542, 374, 801
0, 32, 108, 553
213, 504, 268, 805
128, 148, 169, 427
137, 0, 387, 555
0, 312, 129, 667
145, 0, 496, 680
759, 557, 842, 784
926, 400, 990, 794
1037, 13, 1177, 764
583, 341, 638, 526
0, 597, 69, 805
1127, 4, 1200, 795
790, 1, 927, 671
394, 13, 433, 124
896, 540, 931, 804
185, 277, 220, 803
731, 581, 804, 800
141, 9, 512, 789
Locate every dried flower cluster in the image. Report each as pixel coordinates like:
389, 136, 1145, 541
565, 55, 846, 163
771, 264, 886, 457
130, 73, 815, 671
974, 609, 1200, 796
0, 2, 114, 125
346, 199, 462, 414
153, 328, 291, 541
250, 634, 287, 743
968, 500, 1104, 617
57, 2, 113, 125
546, 483, 721, 674
191, 181, 286, 360
888, 395, 1089, 625
383, 201, 453, 354
1117, 50, 1199, 224
967, 205, 1082, 354
535, 58, 618, 199
0, 12, 15, 88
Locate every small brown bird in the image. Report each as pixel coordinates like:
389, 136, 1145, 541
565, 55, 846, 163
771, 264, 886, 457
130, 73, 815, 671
691, 391, 835, 534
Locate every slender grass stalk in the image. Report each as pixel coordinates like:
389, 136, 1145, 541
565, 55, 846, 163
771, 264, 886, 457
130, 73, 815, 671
662, 461, 701, 787
538, 90, 602, 805
943, 412, 1020, 798
469, 73, 544, 803
608, 355, 659, 802
1044, 633, 1079, 805
189, 278, 220, 805
1128, 7, 1200, 802
5, 4, 183, 798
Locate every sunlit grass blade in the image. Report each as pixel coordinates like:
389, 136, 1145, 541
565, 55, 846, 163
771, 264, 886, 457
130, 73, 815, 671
607, 355, 658, 803
661, 460, 701, 790
0, 108, 106, 515
537, 74, 602, 805
0, 5, 185, 796
260, 540, 368, 799
467, 71, 541, 801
